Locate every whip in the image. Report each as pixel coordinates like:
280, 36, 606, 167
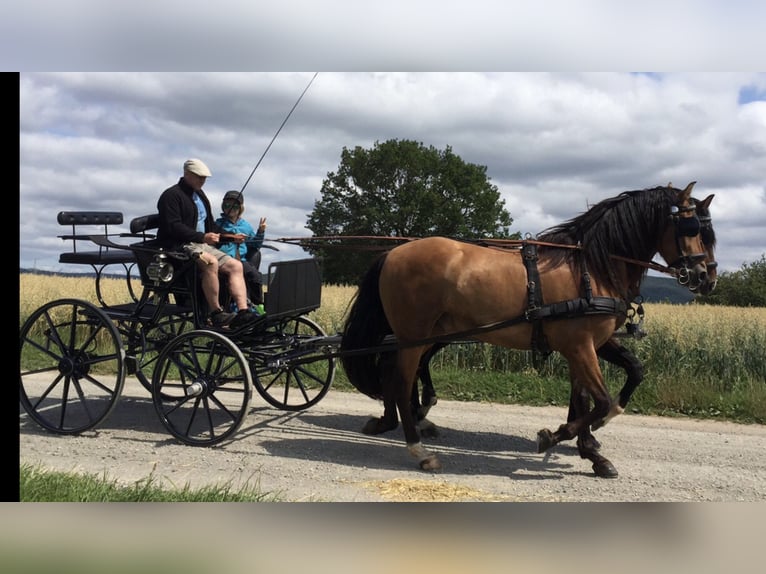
235, 72, 319, 202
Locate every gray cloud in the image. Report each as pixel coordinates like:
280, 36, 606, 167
18, 72, 766, 274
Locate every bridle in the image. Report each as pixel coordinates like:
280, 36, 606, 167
664, 202, 707, 286
608, 199, 707, 286
695, 204, 718, 275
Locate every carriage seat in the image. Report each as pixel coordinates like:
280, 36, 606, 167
130, 213, 160, 237
57, 211, 137, 265
57, 211, 141, 306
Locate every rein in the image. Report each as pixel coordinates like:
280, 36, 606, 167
275, 235, 682, 279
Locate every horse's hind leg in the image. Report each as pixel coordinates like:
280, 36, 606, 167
397, 350, 441, 471
413, 344, 443, 438
361, 352, 399, 435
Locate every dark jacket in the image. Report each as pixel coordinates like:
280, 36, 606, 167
156, 177, 223, 248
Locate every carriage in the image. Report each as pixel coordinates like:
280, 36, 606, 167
20, 182, 717, 478
19, 210, 339, 447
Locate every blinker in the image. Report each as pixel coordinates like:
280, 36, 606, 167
677, 215, 701, 237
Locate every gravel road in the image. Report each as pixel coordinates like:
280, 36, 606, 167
19, 376, 766, 501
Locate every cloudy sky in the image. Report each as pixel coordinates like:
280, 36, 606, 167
19, 72, 765, 275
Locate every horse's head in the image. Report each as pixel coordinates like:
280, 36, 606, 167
657, 181, 710, 292
692, 194, 717, 294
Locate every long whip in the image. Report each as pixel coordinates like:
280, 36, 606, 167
237, 72, 319, 199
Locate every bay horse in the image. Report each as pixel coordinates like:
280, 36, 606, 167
410, 191, 718, 449
340, 182, 709, 478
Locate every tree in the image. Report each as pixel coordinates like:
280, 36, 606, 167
305, 139, 517, 284
698, 253, 766, 307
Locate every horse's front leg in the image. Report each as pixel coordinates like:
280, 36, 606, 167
568, 383, 601, 452
537, 347, 619, 478
591, 338, 643, 430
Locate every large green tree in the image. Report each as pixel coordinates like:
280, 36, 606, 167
305, 139, 516, 284
698, 253, 766, 307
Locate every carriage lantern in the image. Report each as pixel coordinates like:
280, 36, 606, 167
146, 250, 174, 285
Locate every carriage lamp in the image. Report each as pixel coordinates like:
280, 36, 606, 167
146, 251, 174, 284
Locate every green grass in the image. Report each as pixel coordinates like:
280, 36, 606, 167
19, 463, 282, 502
332, 352, 764, 425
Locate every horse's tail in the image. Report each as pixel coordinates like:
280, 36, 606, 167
340, 253, 392, 400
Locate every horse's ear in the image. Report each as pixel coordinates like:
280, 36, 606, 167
680, 181, 697, 200
700, 193, 714, 209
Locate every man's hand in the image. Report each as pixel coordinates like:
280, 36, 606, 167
218, 232, 247, 244
203, 232, 220, 245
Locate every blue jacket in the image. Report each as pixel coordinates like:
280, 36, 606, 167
215, 215, 265, 259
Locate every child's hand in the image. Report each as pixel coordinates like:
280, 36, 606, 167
258, 217, 267, 232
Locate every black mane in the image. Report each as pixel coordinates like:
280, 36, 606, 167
693, 196, 717, 248
536, 186, 679, 296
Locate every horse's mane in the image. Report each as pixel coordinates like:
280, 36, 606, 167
536, 186, 678, 296
693, 196, 717, 248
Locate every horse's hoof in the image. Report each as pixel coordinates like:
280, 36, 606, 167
419, 456, 442, 472
417, 397, 438, 420
418, 419, 440, 439
361, 417, 396, 435
592, 459, 619, 478
537, 428, 555, 453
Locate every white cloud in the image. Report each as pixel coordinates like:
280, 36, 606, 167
18, 72, 766, 277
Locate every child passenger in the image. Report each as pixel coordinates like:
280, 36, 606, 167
215, 190, 267, 314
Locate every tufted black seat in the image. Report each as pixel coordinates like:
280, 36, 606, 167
57, 211, 137, 265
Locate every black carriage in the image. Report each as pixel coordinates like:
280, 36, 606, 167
19, 211, 337, 447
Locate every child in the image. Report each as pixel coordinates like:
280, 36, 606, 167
215, 190, 267, 314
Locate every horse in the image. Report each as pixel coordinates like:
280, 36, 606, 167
410, 191, 718, 450
339, 182, 709, 478
693, 194, 717, 294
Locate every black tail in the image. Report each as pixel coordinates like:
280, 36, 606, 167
340, 253, 392, 399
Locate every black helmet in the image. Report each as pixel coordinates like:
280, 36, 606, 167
223, 190, 243, 204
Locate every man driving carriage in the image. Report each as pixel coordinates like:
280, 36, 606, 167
156, 158, 258, 328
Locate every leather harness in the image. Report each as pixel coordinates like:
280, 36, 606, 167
520, 241, 628, 357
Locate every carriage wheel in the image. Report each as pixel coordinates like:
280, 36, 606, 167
119, 313, 194, 398
19, 298, 126, 434
151, 330, 252, 446
251, 316, 335, 411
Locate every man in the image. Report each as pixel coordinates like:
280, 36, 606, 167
156, 158, 256, 328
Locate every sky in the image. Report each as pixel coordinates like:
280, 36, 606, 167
19, 72, 766, 275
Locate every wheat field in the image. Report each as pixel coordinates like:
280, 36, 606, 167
20, 273, 766, 422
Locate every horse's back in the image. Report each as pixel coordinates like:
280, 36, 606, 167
379, 237, 531, 342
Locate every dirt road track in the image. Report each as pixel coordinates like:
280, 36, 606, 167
19, 377, 766, 501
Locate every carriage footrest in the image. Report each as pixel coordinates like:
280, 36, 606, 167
102, 302, 193, 321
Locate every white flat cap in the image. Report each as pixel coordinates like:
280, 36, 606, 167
183, 158, 212, 177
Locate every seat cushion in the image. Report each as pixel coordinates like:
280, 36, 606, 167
59, 251, 136, 265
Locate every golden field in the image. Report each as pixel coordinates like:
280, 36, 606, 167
19, 273, 766, 423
